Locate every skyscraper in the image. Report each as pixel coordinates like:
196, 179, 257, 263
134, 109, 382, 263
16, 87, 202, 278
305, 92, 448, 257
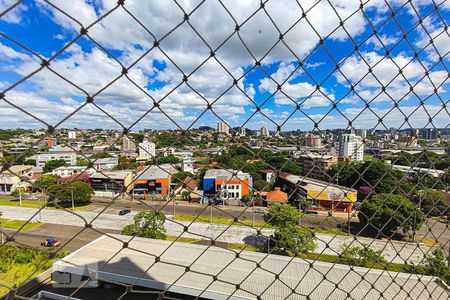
217, 121, 230, 135
260, 126, 269, 137
338, 134, 364, 162
122, 136, 136, 152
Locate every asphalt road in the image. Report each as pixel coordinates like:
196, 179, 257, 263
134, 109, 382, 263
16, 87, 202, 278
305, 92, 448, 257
87, 197, 355, 228
2, 223, 119, 252
0, 206, 435, 265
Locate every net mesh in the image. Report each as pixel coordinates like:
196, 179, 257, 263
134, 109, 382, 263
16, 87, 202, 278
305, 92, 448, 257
0, 0, 449, 299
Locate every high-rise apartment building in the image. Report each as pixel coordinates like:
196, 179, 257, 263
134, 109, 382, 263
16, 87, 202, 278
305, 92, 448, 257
217, 121, 230, 135
260, 126, 269, 137
138, 139, 156, 159
121, 136, 136, 152
338, 134, 364, 162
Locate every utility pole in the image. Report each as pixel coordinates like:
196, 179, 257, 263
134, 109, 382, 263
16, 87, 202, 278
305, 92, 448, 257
0, 215, 4, 244
38, 196, 42, 222
19, 189, 22, 207
71, 188, 75, 211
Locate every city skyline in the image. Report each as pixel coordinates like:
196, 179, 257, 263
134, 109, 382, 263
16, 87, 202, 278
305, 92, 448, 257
0, 1, 448, 131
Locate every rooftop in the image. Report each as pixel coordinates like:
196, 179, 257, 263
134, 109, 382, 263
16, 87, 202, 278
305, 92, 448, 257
135, 164, 174, 180
280, 173, 357, 196
204, 169, 251, 181
0, 164, 33, 174
89, 170, 133, 180
53, 234, 449, 300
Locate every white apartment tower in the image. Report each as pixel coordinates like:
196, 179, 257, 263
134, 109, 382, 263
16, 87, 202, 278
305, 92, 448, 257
338, 134, 364, 162
217, 121, 230, 135
68, 131, 77, 140
139, 139, 156, 159
260, 126, 269, 137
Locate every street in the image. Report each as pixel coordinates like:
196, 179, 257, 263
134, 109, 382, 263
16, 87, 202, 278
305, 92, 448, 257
0, 205, 436, 265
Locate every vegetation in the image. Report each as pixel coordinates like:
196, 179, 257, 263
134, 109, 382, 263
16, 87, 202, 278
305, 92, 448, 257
174, 214, 273, 228
337, 244, 387, 267
359, 194, 425, 236
413, 189, 449, 218
274, 224, 316, 255
263, 203, 300, 227
0, 199, 91, 210
0, 218, 42, 231
122, 211, 166, 239
35, 174, 60, 190
154, 155, 180, 165
264, 203, 316, 254
43, 159, 68, 173
0, 244, 66, 296
253, 179, 273, 192
171, 171, 194, 183
48, 182, 94, 205
0, 129, 27, 140
114, 156, 139, 170
215, 145, 301, 175
424, 249, 449, 282
328, 161, 410, 194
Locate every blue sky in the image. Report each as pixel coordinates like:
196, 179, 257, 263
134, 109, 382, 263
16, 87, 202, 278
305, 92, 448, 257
0, 0, 449, 132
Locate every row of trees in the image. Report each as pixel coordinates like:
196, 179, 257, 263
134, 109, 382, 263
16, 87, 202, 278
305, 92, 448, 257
32, 174, 94, 205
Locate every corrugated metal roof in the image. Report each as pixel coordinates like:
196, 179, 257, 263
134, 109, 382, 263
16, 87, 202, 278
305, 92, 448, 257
53, 234, 449, 300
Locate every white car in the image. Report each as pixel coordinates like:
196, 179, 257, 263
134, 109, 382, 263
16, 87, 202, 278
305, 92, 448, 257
255, 208, 266, 213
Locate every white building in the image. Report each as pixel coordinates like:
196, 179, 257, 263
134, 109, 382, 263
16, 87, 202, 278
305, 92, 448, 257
162, 147, 175, 157
217, 121, 230, 135
239, 127, 246, 136
182, 157, 196, 173
138, 139, 156, 160
338, 134, 364, 162
52, 166, 96, 178
37, 147, 77, 167
68, 131, 77, 140
260, 126, 269, 137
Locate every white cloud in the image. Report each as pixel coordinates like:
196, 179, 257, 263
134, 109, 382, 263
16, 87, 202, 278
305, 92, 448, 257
0, 0, 27, 24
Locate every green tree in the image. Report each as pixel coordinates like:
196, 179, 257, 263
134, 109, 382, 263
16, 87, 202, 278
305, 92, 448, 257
76, 158, 89, 167
425, 249, 449, 281
24, 159, 36, 166
154, 155, 180, 165
253, 179, 273, 192
35, 174, 60, 190
264, 203, 300, 227
43, 159, 68, 173
121, 211, 166, 239
337, 244, 387, 267
114, 156, 139, 170
274, 225, 316, 255
52, 182, 94, 204
414, 190, 449, 218
359, 194, 425, 235
328, 161, 405, 194
172, 171, 194, 183
90, 152, 112, 159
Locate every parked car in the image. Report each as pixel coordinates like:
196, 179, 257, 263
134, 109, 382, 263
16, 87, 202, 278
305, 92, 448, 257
254, 208, 266, 213
41, 238, 61, 247
305, 210, 318, 215
118, 209, 131, 216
